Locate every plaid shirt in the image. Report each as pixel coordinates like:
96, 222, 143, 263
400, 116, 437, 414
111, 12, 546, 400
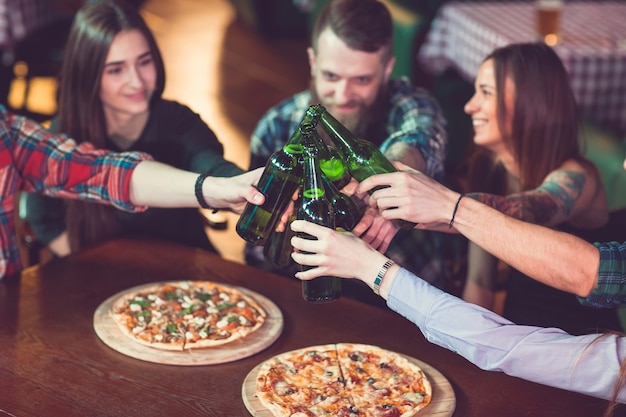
249, 78, 447, 180
248, 78, 448, 284
578, 241, 626, 308
0, 106, 151, 278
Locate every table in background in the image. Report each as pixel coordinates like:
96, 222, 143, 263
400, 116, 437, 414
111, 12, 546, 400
0, 238, 611, 416
418, 1, 626, 138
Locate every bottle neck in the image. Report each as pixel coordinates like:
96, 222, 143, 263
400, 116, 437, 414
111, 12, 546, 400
286, 128, 302, 146
303, 127, 348, 185
302, 152, 325, 199
319, 109, 359, 155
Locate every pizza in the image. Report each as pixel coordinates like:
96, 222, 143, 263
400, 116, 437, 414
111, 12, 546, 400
110, 281, 266, 351
256, 343, 432, 417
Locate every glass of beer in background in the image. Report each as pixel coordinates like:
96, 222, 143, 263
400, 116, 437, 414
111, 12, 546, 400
535, 0, 564, 46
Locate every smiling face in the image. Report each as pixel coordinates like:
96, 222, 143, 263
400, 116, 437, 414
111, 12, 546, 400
99, 29, 157, 121
464, 59, 516, 156
308, 27, 394, 133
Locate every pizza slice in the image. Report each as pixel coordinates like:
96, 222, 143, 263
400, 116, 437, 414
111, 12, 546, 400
256, 345, 364, 416
111, 287, 187, 351
182, 282, 266, 349
336, 343, 432, 417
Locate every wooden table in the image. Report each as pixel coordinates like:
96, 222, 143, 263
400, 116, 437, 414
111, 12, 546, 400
0, 238, 610, 416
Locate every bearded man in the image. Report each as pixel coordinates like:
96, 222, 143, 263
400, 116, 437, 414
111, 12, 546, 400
247, 0, 448, 305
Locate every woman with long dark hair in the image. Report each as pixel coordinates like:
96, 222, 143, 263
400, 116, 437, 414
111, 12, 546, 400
26, 0, 243, 254
457, 43, 615, 335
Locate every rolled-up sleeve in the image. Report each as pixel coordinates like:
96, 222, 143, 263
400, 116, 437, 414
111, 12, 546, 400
578, 241, 626, 308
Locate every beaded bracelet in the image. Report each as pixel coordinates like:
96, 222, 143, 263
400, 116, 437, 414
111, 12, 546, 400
194, 173, 217, 212
373, 260, 395, 295
449, 193, 465, 229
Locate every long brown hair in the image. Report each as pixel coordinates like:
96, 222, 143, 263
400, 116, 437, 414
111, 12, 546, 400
471, 42, 590, 192
57, 0, 165, 251
587, 332, 626, 417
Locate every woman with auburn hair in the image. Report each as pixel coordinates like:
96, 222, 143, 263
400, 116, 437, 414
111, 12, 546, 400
25, 0, 243, 255
457, 42, 616, 335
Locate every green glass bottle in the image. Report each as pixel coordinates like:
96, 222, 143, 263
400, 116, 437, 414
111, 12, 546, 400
236, 130, 303, 245
312, 104, 396, 181
297, 145, 341, 303
314, 104, 416, 230
302, 107, 351, 190
307, 128, 351, 190
321, 173, 363, 232
263, 187, 301, 269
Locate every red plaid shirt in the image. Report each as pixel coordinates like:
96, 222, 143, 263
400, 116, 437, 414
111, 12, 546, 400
0, 106, 151, 278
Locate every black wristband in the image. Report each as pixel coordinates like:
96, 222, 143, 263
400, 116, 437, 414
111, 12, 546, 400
449, 193, 464, 229
194, 173, 216, 211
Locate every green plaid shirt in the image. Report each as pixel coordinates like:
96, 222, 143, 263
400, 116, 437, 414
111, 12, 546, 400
578, 241, 626, 308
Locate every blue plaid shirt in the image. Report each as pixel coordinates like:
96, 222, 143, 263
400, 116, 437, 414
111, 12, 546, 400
250, 78, 447, 180
248, 78, 449, 284
578, 241, 626, 308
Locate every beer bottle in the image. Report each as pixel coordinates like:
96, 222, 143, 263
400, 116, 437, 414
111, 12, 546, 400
236, 130, 304, 245
263, 188, 301, 269
301, 107, 351, 189
300, 120, 362, 231
321, 173, 363, 232
297, 145, 341, 303
315, 104, 416, 230
313, 104, 395, 181
304, 126, 351, 190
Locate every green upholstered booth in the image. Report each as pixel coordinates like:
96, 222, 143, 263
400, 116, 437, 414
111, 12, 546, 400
582, 121, 626, 210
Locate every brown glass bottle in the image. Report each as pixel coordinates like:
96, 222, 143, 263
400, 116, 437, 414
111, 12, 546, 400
297, 144, 341, 303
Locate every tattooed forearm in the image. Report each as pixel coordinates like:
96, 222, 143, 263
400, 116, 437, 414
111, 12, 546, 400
535, 171, 585, 216
466, 193, 536, 221
467, 171, 586, 226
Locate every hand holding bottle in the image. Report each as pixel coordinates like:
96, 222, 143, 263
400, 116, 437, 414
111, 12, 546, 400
201, 168, 265, 213
290, 220, 393, 292
358, 162, 460, 232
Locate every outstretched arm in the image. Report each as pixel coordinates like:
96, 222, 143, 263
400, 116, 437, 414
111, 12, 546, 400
452, 195, 599, 297
129, 162, 264, 213
359, 168, 601, 297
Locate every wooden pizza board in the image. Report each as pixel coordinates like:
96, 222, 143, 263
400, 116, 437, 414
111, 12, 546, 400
93, 281, 283, 366
241, 347, 456, 417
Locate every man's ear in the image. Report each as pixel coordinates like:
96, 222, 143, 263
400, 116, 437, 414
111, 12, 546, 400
384, 56, 396, 81
307, 47, 316, 77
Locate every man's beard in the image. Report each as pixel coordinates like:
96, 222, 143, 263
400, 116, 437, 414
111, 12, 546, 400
309, 80, 388, 145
